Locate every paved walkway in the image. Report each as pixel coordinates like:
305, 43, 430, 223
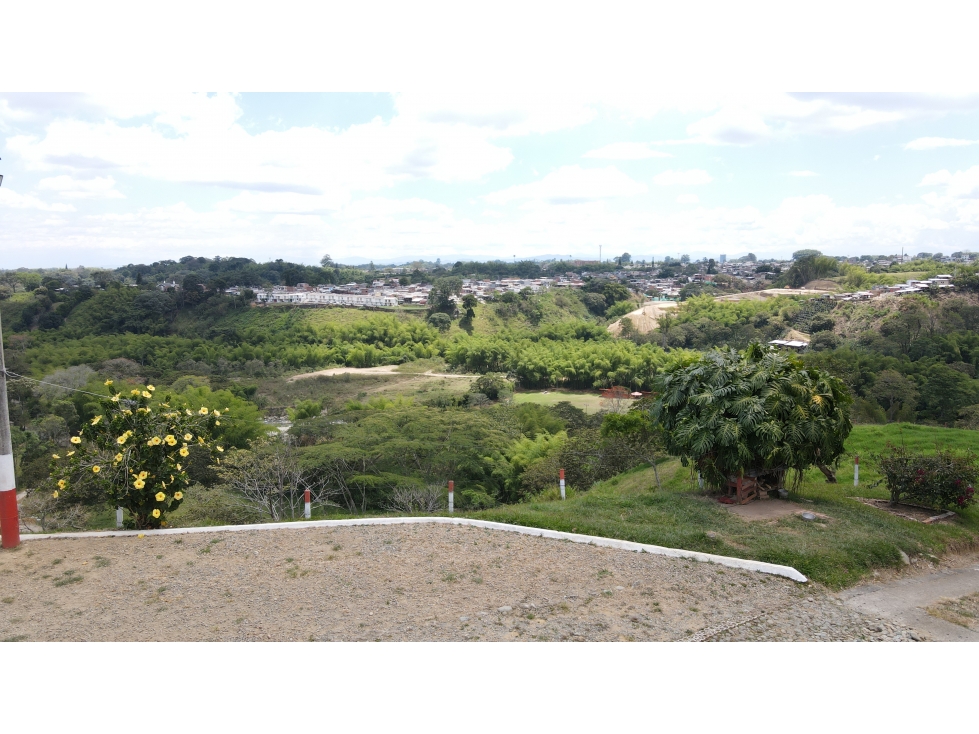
838, 556, 979, 641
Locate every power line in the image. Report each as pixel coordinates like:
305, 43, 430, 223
1, 369, 135, 403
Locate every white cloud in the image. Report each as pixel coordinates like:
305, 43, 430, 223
919, 166, 979, 199
653, 169, 713, 186
37, 175, 124, 199
686, 106, 772, 145
395, 94, 597, 137
5, 93, 518, 216
919, 170, 951, 186
582, 142, 672, 160
790, 170, 818, 177
484, 166, 647, 205
905, 137, 979, 150
0, 187, 75, 211
648, 93, 975, 147
676, 194, 699, 204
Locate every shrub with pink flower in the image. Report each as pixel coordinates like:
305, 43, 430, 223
875, 444, 979, 510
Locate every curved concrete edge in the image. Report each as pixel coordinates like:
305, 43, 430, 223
19, 516, 808, 583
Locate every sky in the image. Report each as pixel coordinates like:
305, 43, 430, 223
2, 92, 979, 268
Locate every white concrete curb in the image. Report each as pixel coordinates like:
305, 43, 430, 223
20, 516, 808, 583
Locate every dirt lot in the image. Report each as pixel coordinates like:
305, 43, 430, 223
0, 524, 919, 642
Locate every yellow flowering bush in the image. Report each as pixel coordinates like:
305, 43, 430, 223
49, 384, 221, 529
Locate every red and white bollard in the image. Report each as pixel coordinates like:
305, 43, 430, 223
559, 469, 566, 500
0, 452, 18, 549
448, 480, 454, 513
304, 487, 311, 519
854, 455, 860, 487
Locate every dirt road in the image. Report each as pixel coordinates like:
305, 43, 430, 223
0, 523, 926, 642
288, 366, 470, 382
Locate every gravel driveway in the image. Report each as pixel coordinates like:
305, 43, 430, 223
0, 524, 923, 641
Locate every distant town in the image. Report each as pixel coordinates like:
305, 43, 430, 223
151, 250, 977, 309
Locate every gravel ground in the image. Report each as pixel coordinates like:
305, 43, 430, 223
0, 524, 923, 642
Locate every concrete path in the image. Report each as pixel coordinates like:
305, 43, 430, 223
838, 560, 979, 641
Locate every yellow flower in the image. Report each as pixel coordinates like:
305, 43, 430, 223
57, 479, 67, 489
104, 379, 113, 386
142, 391, 152, 398
67, 451, 75, 456
117, 434, 128, 445
155, 492, 166, 502
91, 415, 102, 425
70, 436, 82, 444
186, 409, 193, 416
179, 447, 189, 457
52, 491, 59, 499
138, 533, 145, 538
147, 385, 156, 392
199, 406, 209, 415
114, 453, 123, 462
92, 466, 101, 474
176, 463, 182, 471
165, 435, 177, 446
198, 436, 205, 445
133, 479, 145, 489
151, 509, 161, 519
138, 471, 148, 480
173, 491, 183, 501
213, 409, 221, 417
183, 433, 193, 441
131, 389, 140, 396
111, 395, 120, 402
215, 421, 221, 426
152, 436, 162, 446
122, 409, 132, 415
216, 446, 224, 453
52, 453, 60, 459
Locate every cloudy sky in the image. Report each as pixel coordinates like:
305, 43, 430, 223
2, 92, 979, 268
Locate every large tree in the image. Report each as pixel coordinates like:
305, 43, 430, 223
652, 343, 853, 489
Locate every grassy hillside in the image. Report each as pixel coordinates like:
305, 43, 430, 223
471, 424, 979, 588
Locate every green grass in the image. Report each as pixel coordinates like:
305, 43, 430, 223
468, 424, 979, 589
512, 390, 610, 414
844, 423, 978, 459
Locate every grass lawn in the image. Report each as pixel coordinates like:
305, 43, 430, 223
512, 390, 614, 414
470, 424, 979, 589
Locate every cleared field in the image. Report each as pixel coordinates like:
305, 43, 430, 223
512, 390, 612, 414
713, 288, 833, 302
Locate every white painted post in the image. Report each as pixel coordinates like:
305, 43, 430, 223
448, 480, 454, 513
698, 472, 704, 490
854, 455, 859, 487
559, 469, 566, 500
304, 487, 311, 519
116, 507, 123, 528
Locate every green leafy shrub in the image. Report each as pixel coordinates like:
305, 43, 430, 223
288, 399, 323, 421
653, 343, 853, 489
874, 444, 978, 509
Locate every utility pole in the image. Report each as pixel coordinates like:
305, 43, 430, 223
0, 163, 20, 548
0, 303, 19, 549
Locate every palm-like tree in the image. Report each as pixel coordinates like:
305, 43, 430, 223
653, 343, 852, 490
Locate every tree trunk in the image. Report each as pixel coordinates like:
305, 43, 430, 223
817, 463, 837, 483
